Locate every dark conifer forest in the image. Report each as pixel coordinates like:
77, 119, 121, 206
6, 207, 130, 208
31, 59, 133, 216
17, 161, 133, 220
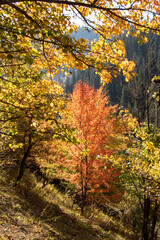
61, 28, 160, 125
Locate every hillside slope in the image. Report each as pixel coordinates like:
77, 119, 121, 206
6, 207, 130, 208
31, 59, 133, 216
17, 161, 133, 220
0, 167, 134, 240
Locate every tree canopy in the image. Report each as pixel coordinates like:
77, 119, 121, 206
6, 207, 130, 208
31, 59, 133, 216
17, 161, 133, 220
1, 0, 160, 83
57, 81, 131, 212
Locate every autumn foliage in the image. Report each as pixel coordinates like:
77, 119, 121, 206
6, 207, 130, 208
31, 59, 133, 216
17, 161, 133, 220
57, 82, 125, 211
0, 1, 160, 237
0, 66, 67, 181
1, 0, 160, 85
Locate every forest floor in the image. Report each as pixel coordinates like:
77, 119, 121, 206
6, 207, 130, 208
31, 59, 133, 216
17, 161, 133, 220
0, 166, 135, 240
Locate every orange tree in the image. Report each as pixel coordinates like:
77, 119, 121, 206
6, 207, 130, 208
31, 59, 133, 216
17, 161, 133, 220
57, 81, 128, 213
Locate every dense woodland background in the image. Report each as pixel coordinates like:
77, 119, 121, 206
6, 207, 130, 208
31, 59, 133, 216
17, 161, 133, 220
57, 27, 160, 125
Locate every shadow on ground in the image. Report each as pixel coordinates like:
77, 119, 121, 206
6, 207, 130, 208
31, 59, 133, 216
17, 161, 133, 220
0, 170, 112, 240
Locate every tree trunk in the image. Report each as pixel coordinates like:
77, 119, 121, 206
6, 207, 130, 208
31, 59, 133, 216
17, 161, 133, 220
80, 161, 85, 214
80, 179, 87, 214
150, 201, 159, 240
142, 197, 151, 240
146, 44, 150, 132
132, 78, 141, 126
16, 135, 32, 182
81, 194, 85, 214
80, 155, 88, 214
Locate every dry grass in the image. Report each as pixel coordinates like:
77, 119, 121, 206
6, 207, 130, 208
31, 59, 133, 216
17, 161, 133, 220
0, 167, 135, 240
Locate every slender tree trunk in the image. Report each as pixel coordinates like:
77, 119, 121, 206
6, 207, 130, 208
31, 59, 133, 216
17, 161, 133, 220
80, 160, 85, 214
146, 43, 151, 132
16, 134, 32, 182
80, 155, 88, 214
81, 190, 86, 214
132, 78, 141, 126
150, 201, 159, 240
155, 89, 160, 128
142, 197, 151, 240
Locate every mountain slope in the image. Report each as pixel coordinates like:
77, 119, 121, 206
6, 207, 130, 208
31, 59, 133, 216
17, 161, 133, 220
0, 168, 134, 240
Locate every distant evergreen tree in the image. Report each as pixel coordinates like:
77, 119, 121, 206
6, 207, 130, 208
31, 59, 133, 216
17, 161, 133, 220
108, 32, 160, 123
65, 76, 72, 93
62, 27, 160, 122
84, 68, 90, 83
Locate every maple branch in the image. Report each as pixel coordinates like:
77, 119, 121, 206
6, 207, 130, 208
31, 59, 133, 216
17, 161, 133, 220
0, 0, 157, 13
107, 9, 160, 31
0, 21, 63, 47
0, 116, 21, 123
0, 100, 28, 110
0, 63, 26, 68
72, 5, 112, 41
1, 1, 158, 32
0, 49, 25, 54
6, 1, 42, 29
1, 0, 159, 16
